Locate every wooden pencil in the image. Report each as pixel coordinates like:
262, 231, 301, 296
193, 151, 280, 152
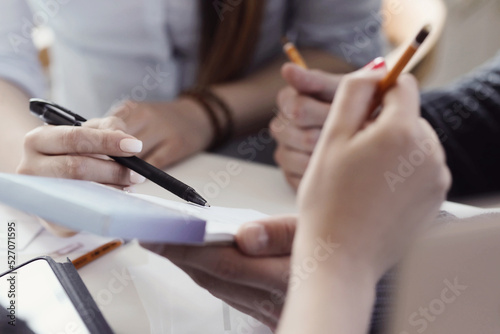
282, 37, 308, 69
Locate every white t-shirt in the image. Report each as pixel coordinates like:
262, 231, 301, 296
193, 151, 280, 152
0, 0, 382, 118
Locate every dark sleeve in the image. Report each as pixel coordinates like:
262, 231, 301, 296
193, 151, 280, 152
420, 52, 500, 198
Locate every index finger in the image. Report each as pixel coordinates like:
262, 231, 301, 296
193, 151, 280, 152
141, 243, 290, 291
325, 70, 386, 139
281, 63, 341, 102
84, 116, 127, 132
25, 126, 143, 156
376, 74, 420, 127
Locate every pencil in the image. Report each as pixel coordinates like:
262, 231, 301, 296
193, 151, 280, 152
373, 25, 431, 109
72, 239, 123, 270
282, 37, 308, 69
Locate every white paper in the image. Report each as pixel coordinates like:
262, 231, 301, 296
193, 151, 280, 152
0, 173, 269, 245
132, 194, 269, 243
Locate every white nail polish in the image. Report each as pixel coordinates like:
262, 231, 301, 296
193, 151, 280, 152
120, 138, 143, 153
130, 171, 146, 184
241, 223, 268, 254
124, 186, 137, 193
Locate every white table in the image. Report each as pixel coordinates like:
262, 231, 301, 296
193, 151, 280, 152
134, 153, 297, 215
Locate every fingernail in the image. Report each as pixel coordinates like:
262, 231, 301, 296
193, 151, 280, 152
124, 186, 137, 193
240, 223, 268, 254
130, 171, 146, 184
120, 138, 143, 153
363, 57, 386, 71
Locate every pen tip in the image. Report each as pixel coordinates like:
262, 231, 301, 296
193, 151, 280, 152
416, 24, 431, 44
187, 190, 210, 207
281, 36, 290, 46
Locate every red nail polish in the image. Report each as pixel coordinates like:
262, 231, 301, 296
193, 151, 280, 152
363, 57, 386, 70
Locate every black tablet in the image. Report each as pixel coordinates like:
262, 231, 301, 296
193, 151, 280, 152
0, 256, 113, 333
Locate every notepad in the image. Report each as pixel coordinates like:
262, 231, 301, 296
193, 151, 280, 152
0, 173, 268, 245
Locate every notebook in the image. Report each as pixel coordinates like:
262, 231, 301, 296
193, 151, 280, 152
0, 173, 268, 245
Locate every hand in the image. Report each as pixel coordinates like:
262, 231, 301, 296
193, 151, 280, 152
17, 117, 146, 187
140, 215, 297, 331
17, 117, 148, 236
271, 63, 342, 190
109, 98, 214, 169
295, 70, 452, 280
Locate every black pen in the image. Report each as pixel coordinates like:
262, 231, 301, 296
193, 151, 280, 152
29, 98, 210, 207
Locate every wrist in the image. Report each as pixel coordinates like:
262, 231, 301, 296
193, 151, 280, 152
180, 88, 234, 150
176, 97, 215, 151
281, 231, 378, 334
292, 218, 379, 287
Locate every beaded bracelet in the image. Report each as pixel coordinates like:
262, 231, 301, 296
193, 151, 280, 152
199, 88, 234, 143
181, 87, 234, 150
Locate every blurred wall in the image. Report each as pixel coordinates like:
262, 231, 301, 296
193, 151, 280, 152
420, 0, 500, 88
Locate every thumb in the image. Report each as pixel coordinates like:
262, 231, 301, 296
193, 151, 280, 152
281, 63, 341, 102
236, 215, 297, 256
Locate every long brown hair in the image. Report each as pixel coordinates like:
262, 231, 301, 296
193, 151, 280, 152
197, 0, 266, 86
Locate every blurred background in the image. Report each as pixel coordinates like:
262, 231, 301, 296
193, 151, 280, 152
31, 0, 500, 208
418, 0, 500, 89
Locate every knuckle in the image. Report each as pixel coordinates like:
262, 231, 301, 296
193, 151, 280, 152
273, 147, 283, 166
61, 127, 82, 152
149, 141, 181, 169
340, 73, 365, 90
101, 130, 121, 153
24, 127, 42, 149
270, 117, 288, 138
297, 154, 309, 172
137, 105, 153, 120
276, 88, 290, 108
278, 87, 294, 104
65, 156, 87, 179
341, 70, 383, 94
102, 116, 127, 131
384, 123, 413, 146
110, 164, 129, 185
439, 167, 452, 192
112, 100, 135, 115
302, 129, 320, 149
16, 163, 33, 176
397, 120, 416, 138
281, 92, 298, 120
310, 69, 325, 78
292, 98, 306, 122
399, 74, 418, 90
